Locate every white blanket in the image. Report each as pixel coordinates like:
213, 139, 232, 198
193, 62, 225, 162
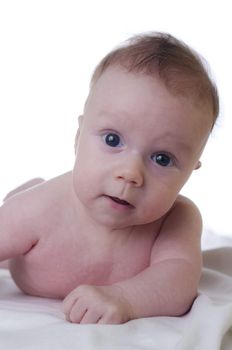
1, 231, 232, 350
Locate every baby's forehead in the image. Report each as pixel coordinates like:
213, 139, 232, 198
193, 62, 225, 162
89, 64, 215, 128
88, 66, 168, 104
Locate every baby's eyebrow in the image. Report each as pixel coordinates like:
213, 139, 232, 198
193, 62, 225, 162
96, 109, 131, 121
152, 134, 194, 154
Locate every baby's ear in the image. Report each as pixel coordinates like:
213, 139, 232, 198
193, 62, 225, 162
194, 160, 202, 170
74, 115, 83, 153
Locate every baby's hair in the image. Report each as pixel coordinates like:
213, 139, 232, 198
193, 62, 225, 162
90, 32, 219, 128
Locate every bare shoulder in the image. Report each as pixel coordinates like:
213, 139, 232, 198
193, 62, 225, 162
1, 172, 72, 235
0, 180, 46, 240
3, 177, 45, 201
150, 194, 202, 264
0, 172, 72, 259
0, 185, 43, 259
170, 194, 202, 229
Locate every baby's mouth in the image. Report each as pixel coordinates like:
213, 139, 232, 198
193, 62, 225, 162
108, 196, 133, 207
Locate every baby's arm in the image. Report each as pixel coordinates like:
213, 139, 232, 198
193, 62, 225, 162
0, 195, 38, 262
63, 196, 202, 324
0, 179, 44, 268
114, 197, 202, 319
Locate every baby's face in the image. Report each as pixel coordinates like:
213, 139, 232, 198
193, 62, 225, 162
72, 66, 212, 229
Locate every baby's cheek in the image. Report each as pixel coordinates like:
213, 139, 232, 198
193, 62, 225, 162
143, 192, 176, 221
72, 166, 95, 204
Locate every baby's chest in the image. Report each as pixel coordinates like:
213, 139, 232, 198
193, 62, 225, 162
34, 236, 150, 282
10, 232, 153, 298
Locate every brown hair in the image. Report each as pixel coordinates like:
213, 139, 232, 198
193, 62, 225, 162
90, 32, 219, 127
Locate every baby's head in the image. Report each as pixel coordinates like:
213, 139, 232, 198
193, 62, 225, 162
89, 32, 219, 129
73, 33, 219, 228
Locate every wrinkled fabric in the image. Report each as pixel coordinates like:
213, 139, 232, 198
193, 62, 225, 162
1, 231, 232, 350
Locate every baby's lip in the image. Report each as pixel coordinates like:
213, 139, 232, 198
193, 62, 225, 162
107, 196, 134, 208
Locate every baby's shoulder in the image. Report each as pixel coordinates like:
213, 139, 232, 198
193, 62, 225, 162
150, 195, 202, 266
171, 194, 201, 217
161, 194, 202, 234
0, 182, 45, 234
0, 172, 71, 233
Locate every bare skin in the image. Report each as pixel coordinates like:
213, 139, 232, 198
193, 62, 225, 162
3, 178, 45, 202
0, 66, 213, 324
0, 178, 45, 269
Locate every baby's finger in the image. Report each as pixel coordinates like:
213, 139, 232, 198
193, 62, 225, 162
79, 309, 103, 324
62, 294, 79, 321
97, 309, 122, 325
69, 301, 88, 323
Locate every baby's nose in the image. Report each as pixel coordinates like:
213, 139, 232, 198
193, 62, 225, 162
114, 157, 144, 187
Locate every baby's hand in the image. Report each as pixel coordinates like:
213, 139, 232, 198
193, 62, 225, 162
62, 284, 133, 324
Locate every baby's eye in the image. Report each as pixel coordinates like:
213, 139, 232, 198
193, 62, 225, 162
151, 153, 173, 167
103, 133, 122, 147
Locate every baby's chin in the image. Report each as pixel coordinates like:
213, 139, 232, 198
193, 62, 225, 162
86, 211, 156, 232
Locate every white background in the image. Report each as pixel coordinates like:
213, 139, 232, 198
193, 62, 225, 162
0, 0, 231, 235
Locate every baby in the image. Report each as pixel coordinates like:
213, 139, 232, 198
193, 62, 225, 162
0, 32, 219, 324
